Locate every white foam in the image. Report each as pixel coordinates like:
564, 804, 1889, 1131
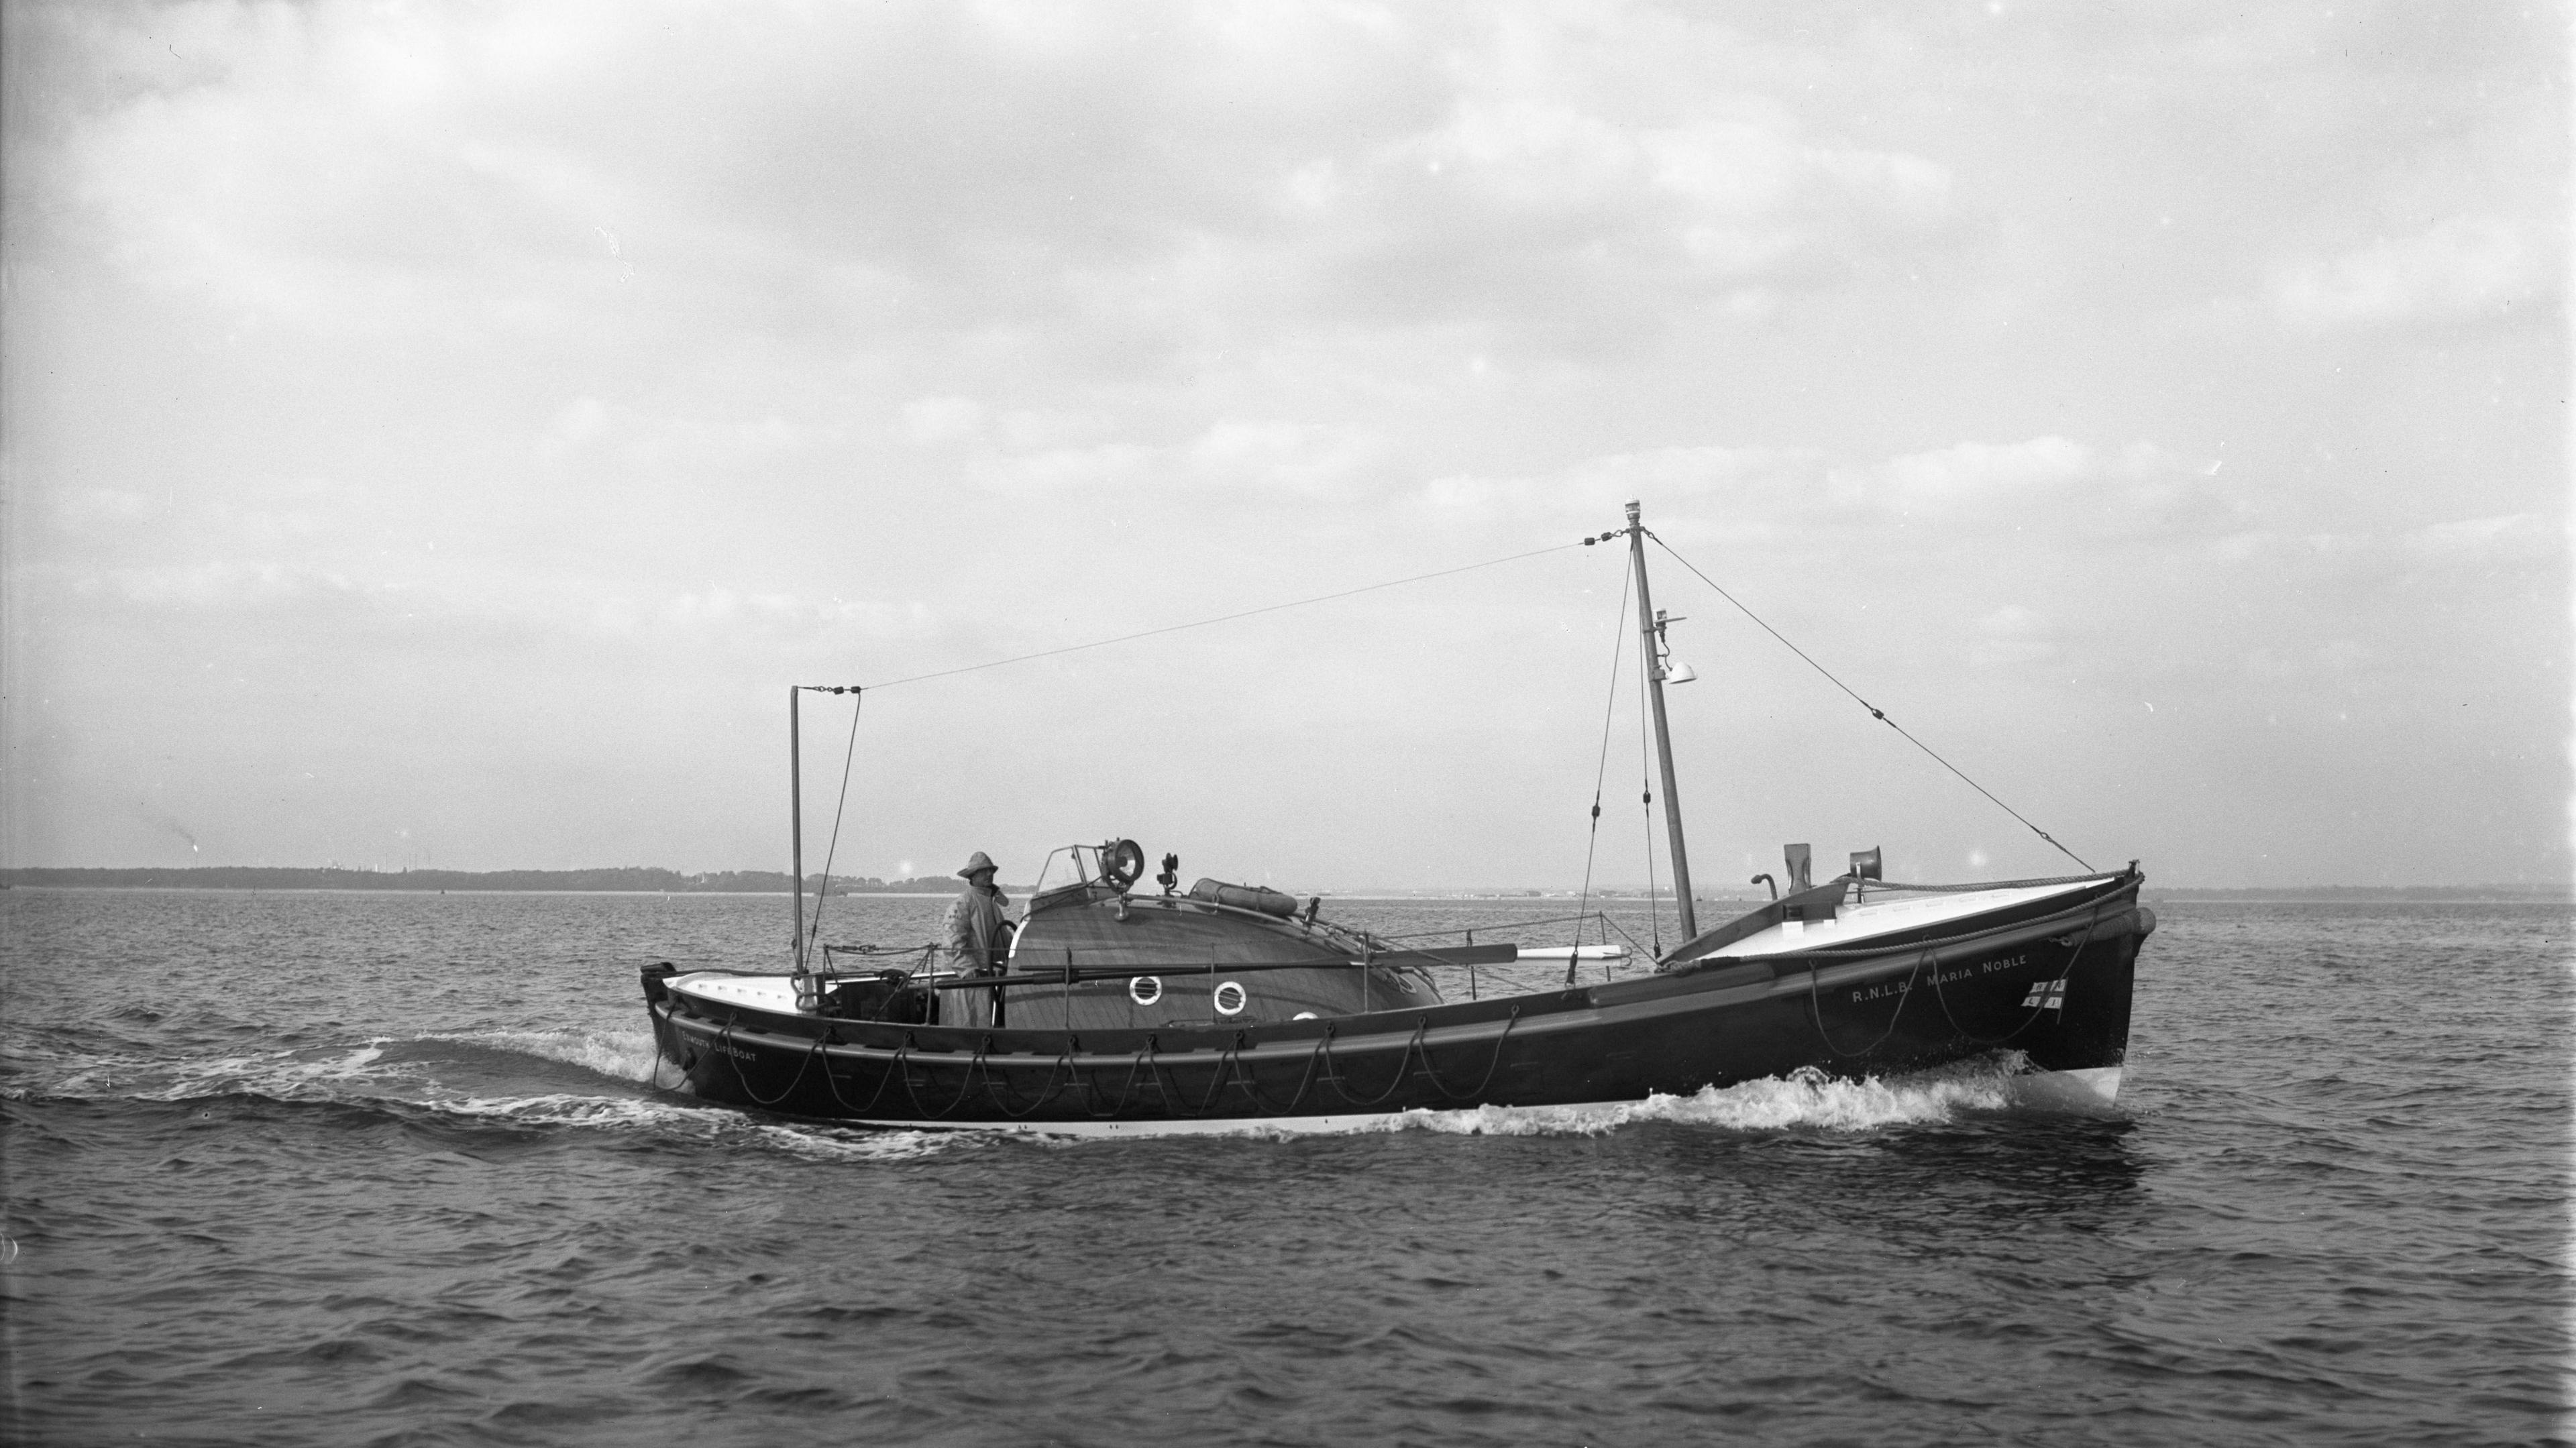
440, 1027, 665, 1083
301, 1044, 386, 1078
48, 1043, 410, 1103
2003, 1064, 2125, 1113
436, 1091, 730, 1130
18, 1028, 953, 1158
1380, 1062, 2021, 1137
862, 1054, 2120, 1141
745, 1122, 981, 1162
32, 1030, 665, 1120
428, 1089, 975, 1160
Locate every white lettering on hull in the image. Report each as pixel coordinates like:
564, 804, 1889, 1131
1849, 953, 2031, 1003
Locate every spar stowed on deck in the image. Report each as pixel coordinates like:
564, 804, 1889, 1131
643, 501, 2155, 1133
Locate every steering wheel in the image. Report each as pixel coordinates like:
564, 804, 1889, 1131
1101, 838, 1146, 892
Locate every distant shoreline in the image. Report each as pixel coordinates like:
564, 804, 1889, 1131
0, 867, 981, 895
0, 867, 2565, 905
2137, 887, 2573, 904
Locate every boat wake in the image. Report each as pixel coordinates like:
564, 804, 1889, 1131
1196, 1054, 2119, 1140
416, 1090, 969, 1160
22, 1040, 400, 1104
1385, 1062, 2019, 1137
419, 1026, 667, 1084
9, 1029, 2114, 1153
4, 1026, 989, 1162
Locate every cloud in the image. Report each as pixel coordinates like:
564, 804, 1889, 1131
534, 395, 845, 467
72, 560, 373, 612
51, 488, 155, 531
8, 3, 2562, 887
1815, 439, 2253, 545
31, 3, 1968, 372
1413, 437, 2249, 559
2241, 639, 2376, 682
2397, 510, 2553, 565
903, 396, 987, 447
649, 588, 931, 645
1415, 447, 1816, 533
2271, 216, 2546, 329
2210, 511, 2559, 581
1969, 604, 2057, 667
961, 417, 1384, 499
1290, 93, 1956, 347
538, 397, 613, 455
1867, 437, 2095, 512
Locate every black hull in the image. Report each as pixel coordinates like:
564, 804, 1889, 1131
645, 878, 2149, 1132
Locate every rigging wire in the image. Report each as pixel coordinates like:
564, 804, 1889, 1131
1569, 549, 1633, 983
1633, 616, 1664, 958
1644, 531, 2093, 872
802, 687, 867, 962
863, 541, 1587, 691
790, 540, 1590, 965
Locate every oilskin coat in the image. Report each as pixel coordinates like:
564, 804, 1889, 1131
943, 883, 1013, 974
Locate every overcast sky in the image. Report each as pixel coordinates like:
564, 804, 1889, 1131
4, 2, 2565, 891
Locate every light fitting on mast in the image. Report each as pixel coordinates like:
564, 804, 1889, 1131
1652, 609, 1697, 684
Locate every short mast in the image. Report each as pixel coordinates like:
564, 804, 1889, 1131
1625, 501, 1697, 942
788, 685, 806, 972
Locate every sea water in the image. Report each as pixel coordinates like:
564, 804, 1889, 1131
0, 889, 2564, 1447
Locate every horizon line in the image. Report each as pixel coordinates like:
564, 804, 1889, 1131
3, 865, 2569, 898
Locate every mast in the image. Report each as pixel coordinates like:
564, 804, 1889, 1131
788, 685, 806, 972
1625, 501, 1697, 941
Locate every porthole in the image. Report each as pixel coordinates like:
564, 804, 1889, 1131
1129, 975, 1163, 1007
1213, 981, 1248, 1017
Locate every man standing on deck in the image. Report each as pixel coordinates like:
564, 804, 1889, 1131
944, 852, 1014, 976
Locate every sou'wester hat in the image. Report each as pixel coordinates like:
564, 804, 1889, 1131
957, 851, 998, 879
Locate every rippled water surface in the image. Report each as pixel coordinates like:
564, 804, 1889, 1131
2, 889, 2565, 1445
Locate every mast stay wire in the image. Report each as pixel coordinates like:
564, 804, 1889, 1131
1634, 610, 1664, 958
792, 539, 1590, 960
803, 688, 867, 963
1569, 549, 1633, 984
1642, 531, 2094, 873
863, 541, 1587, 692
